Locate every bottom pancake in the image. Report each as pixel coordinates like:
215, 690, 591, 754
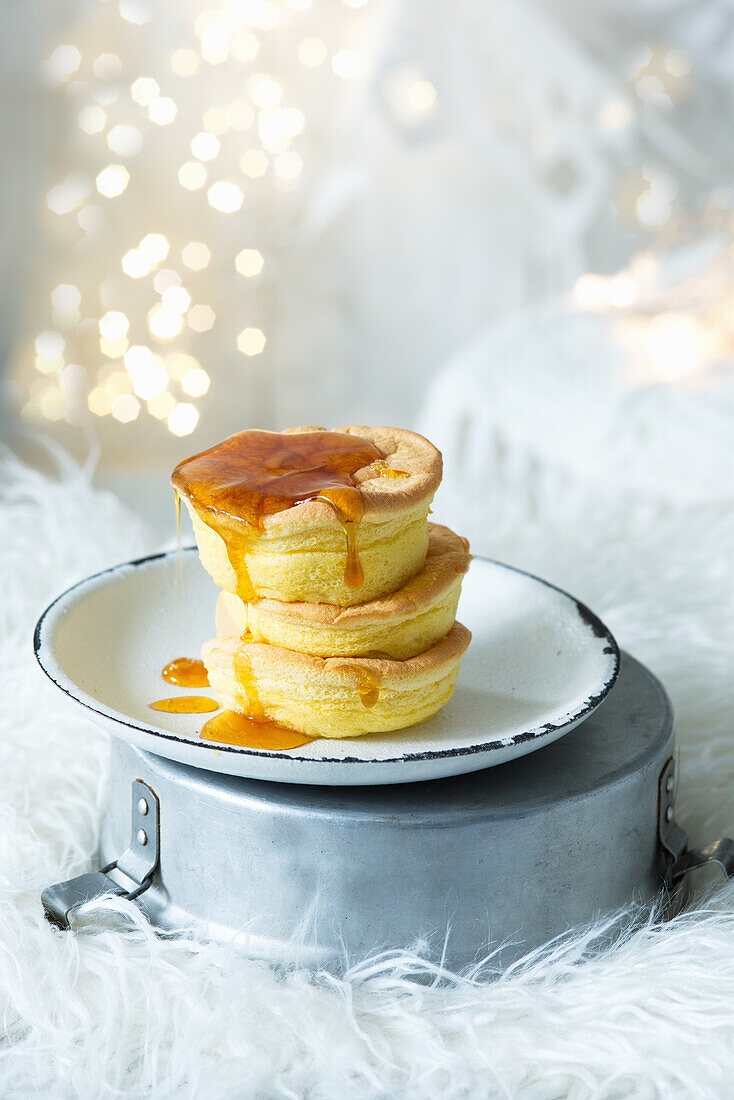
202, 622, 471, 738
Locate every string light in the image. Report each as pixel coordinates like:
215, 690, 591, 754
182, 242, 211, 270
237, 327, 266, 355
93, 48, 118, 83
79, 106, 107, 134
47, 175, 91, 214
44, 45, 81, 86
191, 132, 220, 160
36, 332, 65, 358
99, 311, 130, 340
122, 248, 151, 277
148, 96, 177, 125
162, 286, 192, 314
88, 387, 113, 416
207, 181, 243, 212
187, 304, 216, 331
169, 49, 200, 77
235, 248, 264, 276
130, 358, 169, 399
111, 393, 141, 421
107, 125, 143, 155
240, 149, 268, 178
153, 269, 181, 293
119, 0, 151, 26
130, 77, 160, 105
168, 402, 199, 435
51, 285, 81, 312
249, 76, 282, 108
27, 0, 349, 437
181, 367, 211, 395
179, 162, 208, 190
140, 233, 170, 263
96, 164, 130, 197
148, 304, 184, 340
100, 336, 129, 359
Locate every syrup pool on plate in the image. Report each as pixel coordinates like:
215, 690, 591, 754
149, 696, 219, 713
201, 710, 313, 751
161, 657, 210, 687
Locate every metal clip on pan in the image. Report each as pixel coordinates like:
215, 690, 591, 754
658, 757, 734, 889
42, 780, 159, 930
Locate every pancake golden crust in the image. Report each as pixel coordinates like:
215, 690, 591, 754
218, 524, 472, 659
257, 425, 442, 529
252, 524, 470, 624
202, 623, 471, 738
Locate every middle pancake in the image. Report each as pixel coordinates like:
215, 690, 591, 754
217, 523, 472, 660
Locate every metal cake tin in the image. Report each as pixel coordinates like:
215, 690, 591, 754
42, 652, 734, 972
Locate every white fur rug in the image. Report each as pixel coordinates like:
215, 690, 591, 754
3, 419, 734, 1099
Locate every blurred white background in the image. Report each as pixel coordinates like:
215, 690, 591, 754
2, 0, 734, 538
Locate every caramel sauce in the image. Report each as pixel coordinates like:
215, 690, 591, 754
162, 657, 210, 687
233, 649, 263, 719
150, 696, 219, 713
201, 710, 313, 751
333, 664, 383, 708
342, 520, 363, 588
171, 429, 384, 594
370, 460, 409, 479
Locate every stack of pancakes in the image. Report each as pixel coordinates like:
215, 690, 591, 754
175, 425, 472, 739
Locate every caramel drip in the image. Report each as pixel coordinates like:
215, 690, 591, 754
341, 519, 364, 589
171, 430, 384, 592
356, 668, 382, 707
233, 648, 264, 720
201, 710, 313, 751
223, 528, 256, 603
150, 696, 219, 713
370, 460, 409, 479
162, 657, 210, 687
333, 664, 383, 708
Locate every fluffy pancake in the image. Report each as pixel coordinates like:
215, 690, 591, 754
218, 523, 472, 660
202, 622, 471, 738
176, 425, 442, 605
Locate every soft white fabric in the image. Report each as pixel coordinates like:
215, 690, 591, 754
2, 422, 734, 1099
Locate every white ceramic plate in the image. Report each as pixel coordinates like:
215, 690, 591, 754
35, 549, 619, 786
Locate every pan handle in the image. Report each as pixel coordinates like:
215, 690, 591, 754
42, 779, 159, 930
659, 757, 734, 888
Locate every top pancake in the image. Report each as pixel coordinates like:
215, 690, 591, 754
174, 425, 442, 534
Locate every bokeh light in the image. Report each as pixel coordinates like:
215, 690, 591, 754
237, 327, 266, 355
